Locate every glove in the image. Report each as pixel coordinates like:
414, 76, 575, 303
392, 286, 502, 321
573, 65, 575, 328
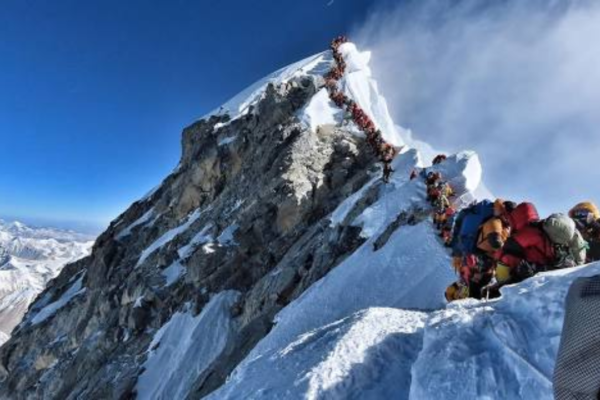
516, 260, 537, 280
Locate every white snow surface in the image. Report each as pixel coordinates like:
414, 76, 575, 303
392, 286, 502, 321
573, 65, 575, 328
299, 89, 342, 131
217, 224, 239, 246
218, 136, 238, 146
209, 264, 600, 400
137, 208, 204, 267
161, 261, 186, 287
208, 308, 428, 400
177, 224, 214, 259
136, 291, 240, 400
116, 208, 156, 240
0, 220, 92, 342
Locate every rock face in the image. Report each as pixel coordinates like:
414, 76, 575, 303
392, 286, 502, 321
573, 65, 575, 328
0, 55, 388, 399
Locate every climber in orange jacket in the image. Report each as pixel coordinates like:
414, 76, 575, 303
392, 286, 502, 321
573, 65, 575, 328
476, 216, 510, 256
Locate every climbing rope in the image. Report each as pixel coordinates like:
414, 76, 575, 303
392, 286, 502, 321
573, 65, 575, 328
326, 36, 398, 182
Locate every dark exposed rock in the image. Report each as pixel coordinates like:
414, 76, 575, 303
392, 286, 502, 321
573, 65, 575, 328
0, 74, 381, 399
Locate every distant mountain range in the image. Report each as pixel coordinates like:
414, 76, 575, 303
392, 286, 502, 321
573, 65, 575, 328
0, 219, 94, 344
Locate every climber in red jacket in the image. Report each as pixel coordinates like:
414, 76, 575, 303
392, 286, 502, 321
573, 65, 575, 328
432, 154, 447, 165
492, 202, 555, 283
497, 225, 555, 271
495, 200, 537, 233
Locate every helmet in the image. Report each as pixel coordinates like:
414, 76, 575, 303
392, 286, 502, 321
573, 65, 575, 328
569, 202, 600, 221
445, 282, 469, 302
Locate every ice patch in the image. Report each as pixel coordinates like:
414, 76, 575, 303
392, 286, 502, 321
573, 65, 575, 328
137, 208, 204, 267
30, 275, 86, 326
218, 224, 239, 246
134, 296, 144, 308
218, 136, 237, 146
162, 261, 186, 287
178, 224, 214, 259
116, 208, 155, 240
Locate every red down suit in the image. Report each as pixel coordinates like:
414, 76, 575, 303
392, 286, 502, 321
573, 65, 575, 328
497, 203, 555, 268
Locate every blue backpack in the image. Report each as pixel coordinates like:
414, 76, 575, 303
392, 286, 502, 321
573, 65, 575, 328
451, 200, 494, 257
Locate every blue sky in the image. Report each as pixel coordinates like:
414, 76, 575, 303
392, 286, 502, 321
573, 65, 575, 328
0, 0, 379, 232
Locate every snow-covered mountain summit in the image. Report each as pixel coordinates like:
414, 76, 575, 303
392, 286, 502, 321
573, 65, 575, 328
0, 41, 588, 400
0, 220, 93, 345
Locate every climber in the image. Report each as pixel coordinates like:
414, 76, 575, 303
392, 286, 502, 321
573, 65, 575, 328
381, 144, 396, 183
495, 223, 554, 284
569, 201, 600, 262
433, 201, 452, 229
427, 184, 441, 205
432, 154, 447, 165
476, 214, 510, 256
432, 182, 453, 225
330, 92, 347, 107
450, 199, 495, 258
382, 162, 394, 183
482, 210, 586, 297
445, 281, 469, 302
425, 171, 442, 186
447, 254, 494, 301
409, 169, 418, 181
496, 200, 538, 232
378, 143, 397, 183
440, 209, 456, 247
425, 172, 442, 203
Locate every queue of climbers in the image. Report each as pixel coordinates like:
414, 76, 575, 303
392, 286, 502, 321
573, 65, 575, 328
417, 155, 600, 302
327, 36, 398, 183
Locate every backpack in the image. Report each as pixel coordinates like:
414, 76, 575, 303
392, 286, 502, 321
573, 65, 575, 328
543, 214, 576, 245
452, 200, 494, 256
508, 202, 540, 231
543, 213, 588, 267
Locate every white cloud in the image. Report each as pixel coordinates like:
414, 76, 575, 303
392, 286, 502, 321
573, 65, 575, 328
354, 0, 600, 216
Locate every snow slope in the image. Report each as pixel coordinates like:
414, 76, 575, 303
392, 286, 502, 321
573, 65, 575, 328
136, 291, 240, 400
209, 264, 600, 400
0, 220, 93, 343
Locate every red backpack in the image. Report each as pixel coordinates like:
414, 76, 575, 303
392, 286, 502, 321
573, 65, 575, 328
507, 202, 540, 231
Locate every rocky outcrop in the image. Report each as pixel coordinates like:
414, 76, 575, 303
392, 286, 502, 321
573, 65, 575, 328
0, 67, 389, 399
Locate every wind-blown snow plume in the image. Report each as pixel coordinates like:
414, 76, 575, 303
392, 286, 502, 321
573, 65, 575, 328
354, 0, 600, 216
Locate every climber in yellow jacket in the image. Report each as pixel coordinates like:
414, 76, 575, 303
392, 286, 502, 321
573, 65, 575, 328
569, 201, 600, 262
